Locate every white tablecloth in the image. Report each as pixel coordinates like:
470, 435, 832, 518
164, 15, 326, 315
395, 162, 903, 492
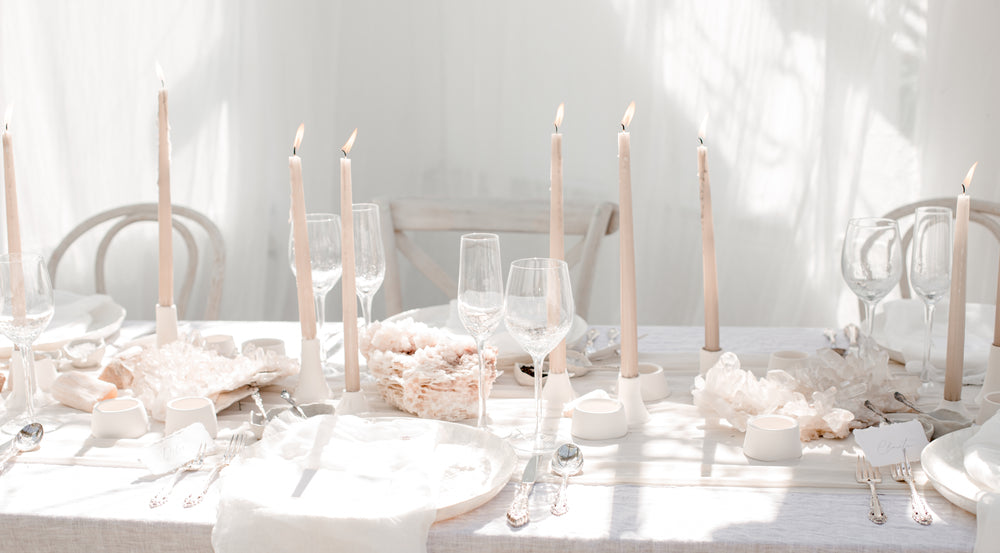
0, 322, 979, 552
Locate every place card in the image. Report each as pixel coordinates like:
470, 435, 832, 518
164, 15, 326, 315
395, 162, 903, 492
853, 420, 929, 467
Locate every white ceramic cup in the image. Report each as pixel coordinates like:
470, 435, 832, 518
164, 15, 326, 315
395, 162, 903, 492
203, 334, 237, 357
638, 362, 670, 401
976, 391, 1000, 425
743, 414, 802, 462
92, 397, 149, 439
241, 338, 286, 357
571, 397, 628, 440
767, 351, 809, 371
164, 396, 218, 438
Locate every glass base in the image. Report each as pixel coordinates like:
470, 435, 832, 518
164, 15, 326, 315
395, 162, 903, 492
506, 427, 559, 454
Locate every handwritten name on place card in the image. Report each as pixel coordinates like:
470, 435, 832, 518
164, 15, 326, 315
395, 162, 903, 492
853, 420, 929, 467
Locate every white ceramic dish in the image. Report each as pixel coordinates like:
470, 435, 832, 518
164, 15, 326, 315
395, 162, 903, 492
385, 302, 588, 359
921, 426, 984, 514
0, 290, 126, 358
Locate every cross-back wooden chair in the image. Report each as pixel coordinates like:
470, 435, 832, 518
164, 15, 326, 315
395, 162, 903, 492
377, 197, 619, 320
48, 203, 226, 320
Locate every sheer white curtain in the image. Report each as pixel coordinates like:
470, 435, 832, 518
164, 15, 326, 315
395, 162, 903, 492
0, 0, 997, 328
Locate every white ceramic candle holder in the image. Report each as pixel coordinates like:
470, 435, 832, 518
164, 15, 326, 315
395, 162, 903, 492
978, 344, 1000, 404
743, 414, 802, 462
638, 362, 670, 401
338, 390, 368, 415
92, 397, 149, 439
155, 304, 179, 348
975, 391, 1000, 425
164, 396, 217, 438
617, 374, 650, 425
542, 370, 576, 412
241, 338, 286, 357
700, 348, 723, 376
203, 334, 237, 358
295, 338, 330, 404
571, 397, 628, 440
768, 350, 809, 371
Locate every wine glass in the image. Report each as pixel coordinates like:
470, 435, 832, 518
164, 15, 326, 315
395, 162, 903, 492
457, 233, 504, 428
909, 207, 952, 385
841, 218, 903, 345
0, 253, 55, 434
353, 203, 385, 328
504, 258, 573, 451
288, 213, 342, 350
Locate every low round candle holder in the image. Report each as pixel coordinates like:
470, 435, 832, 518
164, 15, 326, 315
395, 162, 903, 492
743, 414, 802, 462
542, 370, 577, 413
617, 374, 650, 425
637, 362, 670, 401
337, 389, 368, 415
155, 304, 179, 347
295, 338, 330, 404
700, 348, 723, 376
978, 344, 1000, 404
571, 397, 627, 440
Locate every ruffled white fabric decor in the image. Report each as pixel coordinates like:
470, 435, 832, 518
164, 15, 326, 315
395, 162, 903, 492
361, 319, 498, 421
212, 414, 439, 553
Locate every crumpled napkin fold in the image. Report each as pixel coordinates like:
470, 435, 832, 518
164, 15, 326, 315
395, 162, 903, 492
211, 413, 441, 553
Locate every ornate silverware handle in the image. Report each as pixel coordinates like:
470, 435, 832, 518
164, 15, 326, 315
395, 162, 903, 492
183, 462, 226, 508
149, 466, 186, 508
551, 473, 570, 516
866, 481, 887, 524
904, 477, 933, 525
506, 482, 532, 527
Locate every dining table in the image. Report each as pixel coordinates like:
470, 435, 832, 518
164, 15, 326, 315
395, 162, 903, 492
0, 318, 982, 553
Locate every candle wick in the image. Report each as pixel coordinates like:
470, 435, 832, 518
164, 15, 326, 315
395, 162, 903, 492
293, 146, 296, 156
621, 123, 626, 131
962, 184, 966, 194
699, 137, 704, 146
554, 123, 558, 133
341, 149, 348, 158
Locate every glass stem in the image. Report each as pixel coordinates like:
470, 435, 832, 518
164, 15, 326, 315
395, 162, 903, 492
921, 302, 935, 383
314, 292, 326, 333
861, 300, 876, 357
360, 293, 374, 330
16, 344, 36, 422
475, 336, 487, 428
532, 353, 544, 452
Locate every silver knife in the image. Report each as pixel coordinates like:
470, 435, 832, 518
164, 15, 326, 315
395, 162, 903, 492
506, 454, 542, 527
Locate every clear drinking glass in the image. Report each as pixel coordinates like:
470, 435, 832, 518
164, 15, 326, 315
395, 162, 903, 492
288, 213, 343, 344
0, 253, 55, 433
457, 233, 504, 428
909, 207, 952, 384
841, 218, 903, 343
353, 203, 385, 328
504, 258, 573, 451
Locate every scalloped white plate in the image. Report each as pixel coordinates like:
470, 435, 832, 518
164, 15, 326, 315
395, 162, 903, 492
921, 426, 985, 514
0, 290, 126, 358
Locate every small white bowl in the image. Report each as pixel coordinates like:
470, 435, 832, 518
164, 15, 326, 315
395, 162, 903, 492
768, 350, 809, 371
203, 334, 237, 358
571, 397, 628, 440
164, 396, 218, 438
743, 414, 802, 462
92, 397, 149, 439
638, 362, 670, 401
241, 338, 285, 357
64, 338, 106, 368
976, 391, 1000, 425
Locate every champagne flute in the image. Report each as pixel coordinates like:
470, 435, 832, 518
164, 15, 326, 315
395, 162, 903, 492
504, 258, 573, 451
353, 203, 385, 328
0, 253, 55, 434
909, 207, 952, 385
457, 233, 504, 428
841, 218, 903, 346
288, 213, 343, 351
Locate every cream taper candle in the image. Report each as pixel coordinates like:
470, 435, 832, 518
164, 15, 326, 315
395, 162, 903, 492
156, 64, 174, 308
549, 103, 568, 375
2, 104, 25, 319
618, 102, 639, 379
289, 124, 317, 340
697, 117, 720, 352
341, 129, 361, 393
944, 162, 978, 402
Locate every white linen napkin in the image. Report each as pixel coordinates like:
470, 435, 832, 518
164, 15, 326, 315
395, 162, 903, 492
212, 414, 440, 553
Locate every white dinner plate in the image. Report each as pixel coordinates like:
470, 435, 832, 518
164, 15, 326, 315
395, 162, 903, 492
0, 290, 126, 357
921, 426, 986, 514
385, 301, 588, 359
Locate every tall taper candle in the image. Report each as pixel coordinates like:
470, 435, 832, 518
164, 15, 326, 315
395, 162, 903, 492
618, 102, 639, 379
341, 129, 361, 393
289, 124, 317, 340
156, 64, 174, 308
697, 117, 720, 352
944, 162, 978, 401
549, 103, 568, 375
2, 104, 25, 319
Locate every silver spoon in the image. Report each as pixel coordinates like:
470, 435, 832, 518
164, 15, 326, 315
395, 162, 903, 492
893, 391, 969, 423
280, 390, 308, 419
864, 400, 892, 425
550, 443, 583, 516
0, 422, 44, 468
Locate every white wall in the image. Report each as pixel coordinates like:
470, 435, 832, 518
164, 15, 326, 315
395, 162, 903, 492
1, 0, 997, 328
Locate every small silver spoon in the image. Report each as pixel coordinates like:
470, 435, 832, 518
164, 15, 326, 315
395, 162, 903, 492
864, 400, 892, 425
0, 422, 44, 468
280, 390, 308, 419
893, 391, 969, 423
550, 443, 583, 516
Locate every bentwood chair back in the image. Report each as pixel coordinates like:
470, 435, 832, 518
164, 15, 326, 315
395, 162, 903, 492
376, 197, 619, 320
48, 203, 226, 319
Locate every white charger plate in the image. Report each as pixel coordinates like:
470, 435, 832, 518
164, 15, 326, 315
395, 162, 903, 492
0, 290, 126, 358
920, 426, 985, 514
386, 302, 588, 359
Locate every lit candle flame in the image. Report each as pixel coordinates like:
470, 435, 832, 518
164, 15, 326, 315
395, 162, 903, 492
621, 101, 635, 130
962, 161, 978, 193
3, 104, 12, 131
155, 62, 166, 87
698, 115, 708, 145
341, 128, 358, 157
292, 123, 305, 156
554, 103, 564, 132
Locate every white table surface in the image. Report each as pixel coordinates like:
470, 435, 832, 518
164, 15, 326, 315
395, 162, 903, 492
0, 321, 980, 553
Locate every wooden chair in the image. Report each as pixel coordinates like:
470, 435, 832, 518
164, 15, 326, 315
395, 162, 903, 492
48, 203, 226, 319
377, 197, 619, 320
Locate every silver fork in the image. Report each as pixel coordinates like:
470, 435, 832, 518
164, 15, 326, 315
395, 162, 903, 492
150, 442, 207, 508
890, 453, 932, 525
183, 434, 246, 508
855, 455, 887, 524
